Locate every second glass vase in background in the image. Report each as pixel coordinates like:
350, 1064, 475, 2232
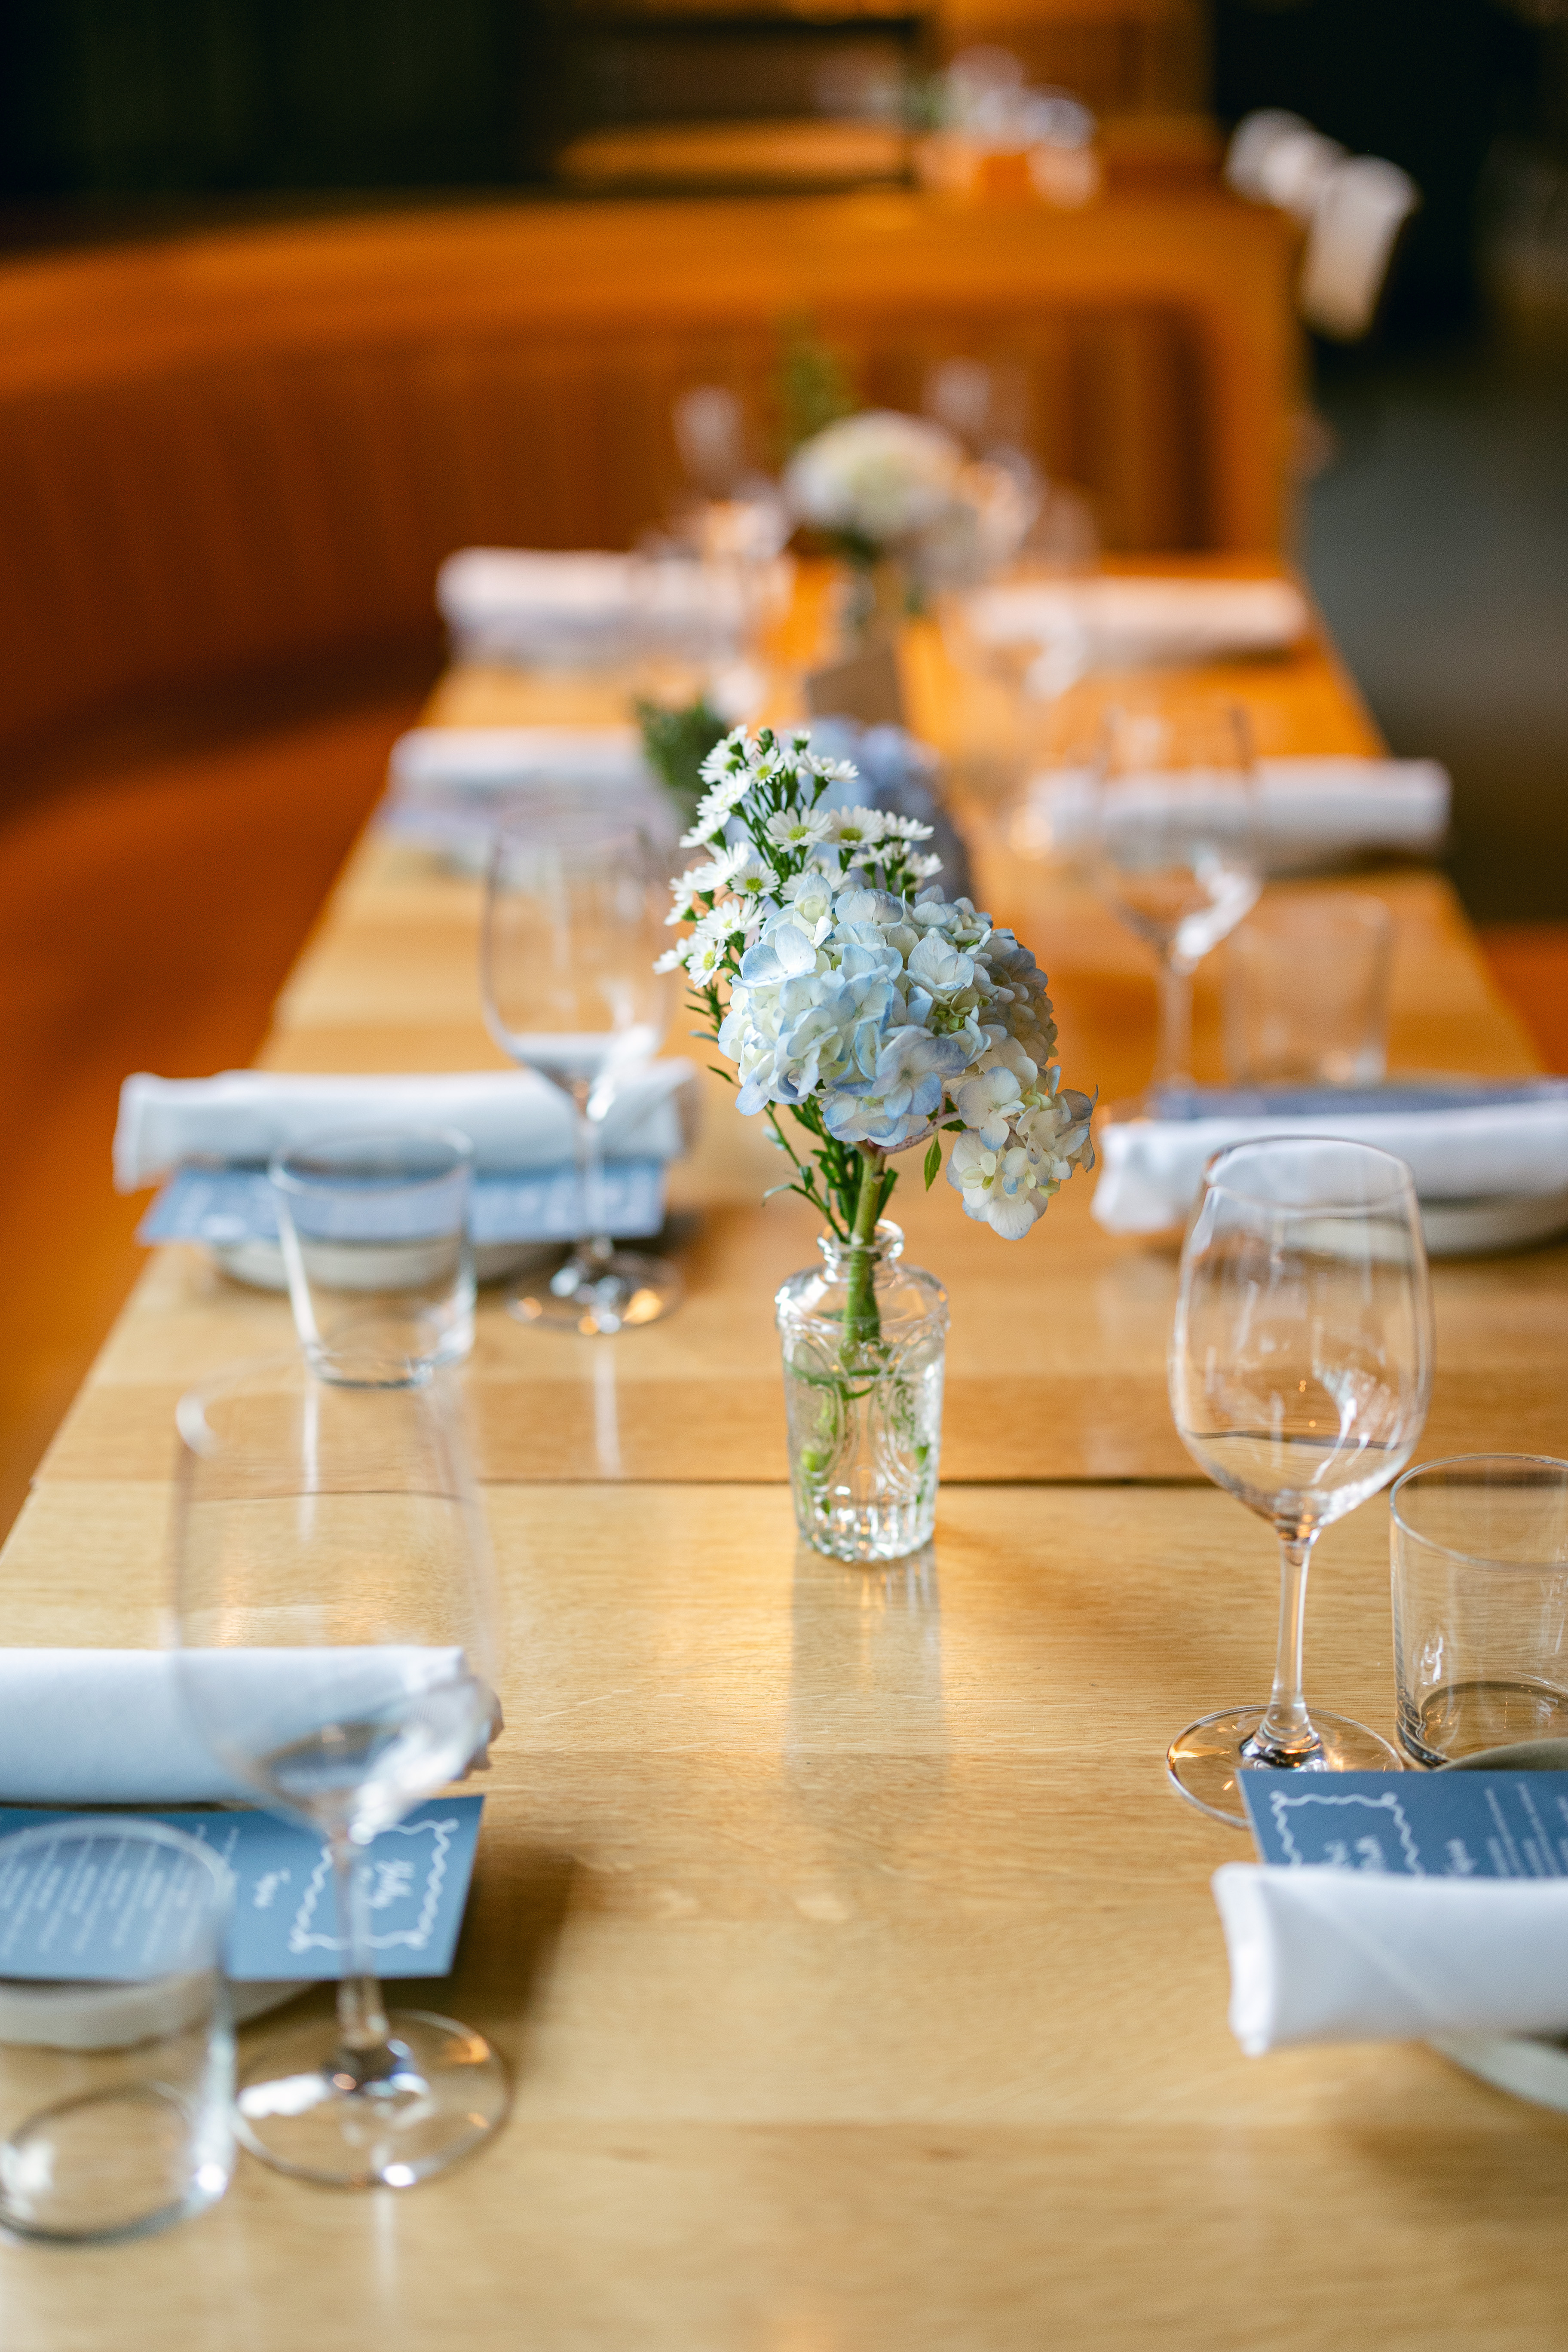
776, 1222, 948, 1565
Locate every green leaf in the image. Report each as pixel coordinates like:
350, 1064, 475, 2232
923, 1136, 942, 1190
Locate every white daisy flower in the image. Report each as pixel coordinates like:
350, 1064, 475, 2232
826, 805, 889, 848
765, 808, 834, 850
877, 813, 935, 842
653, 944, 688, 974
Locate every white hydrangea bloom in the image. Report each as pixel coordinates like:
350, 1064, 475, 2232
657, 724, 1092, 1242
784, 411, 966, 546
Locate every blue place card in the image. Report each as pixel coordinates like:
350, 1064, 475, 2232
137, 1161, 667, 1247
0, 1799, 484, 1981
1240, 1770, 1568, 1879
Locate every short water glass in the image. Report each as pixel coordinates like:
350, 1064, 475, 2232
1226, 894, 1393, 1086
1392, 1454, 1568, 1764
270, 1128, 475, 1373
0, 1819, 233, 2245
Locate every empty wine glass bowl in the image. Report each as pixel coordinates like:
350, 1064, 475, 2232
1392, 1454, 1568, 1765
269, 1128, 475, 1376
482, 808, 683, 1335
1093, 701, 1261, 1095
1167, 1136, 1434, 1825
172, 1351, 509, 2187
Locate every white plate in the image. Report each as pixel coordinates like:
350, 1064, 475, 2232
1420, 1188, 1568, 1257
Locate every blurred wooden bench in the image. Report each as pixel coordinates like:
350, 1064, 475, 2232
0, 190, 1298, 775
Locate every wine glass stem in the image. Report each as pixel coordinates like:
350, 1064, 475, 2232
332, 1839, 392, 2064
571, 1082, 613, 1266
1251, 1532, 1320, 1762
1152, 956, 1194, 1092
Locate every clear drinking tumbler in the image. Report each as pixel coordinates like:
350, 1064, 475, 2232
0, 1819, 233, 2245
270, 1128, 475, 1372
1392, 1453, 1568, 1764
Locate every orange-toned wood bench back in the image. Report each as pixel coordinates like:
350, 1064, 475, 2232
0, 192, 1298, 753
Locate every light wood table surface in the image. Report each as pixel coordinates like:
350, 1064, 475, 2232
6, 569, 1568, 2347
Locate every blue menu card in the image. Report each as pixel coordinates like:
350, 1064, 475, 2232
0, 1799, 484, 1981
1240, 1770, 1568, 1879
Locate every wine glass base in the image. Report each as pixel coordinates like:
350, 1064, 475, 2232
233, 2010, 510, 2188
1167, 1706, 1403, 1829
508, 1249, 683, 1336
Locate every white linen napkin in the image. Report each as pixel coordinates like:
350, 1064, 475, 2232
967, 575, 1310, 669
437, 547, 751, 668
382, 726, 680, 863
1091, 1082, 1568, 1234
1019, 756, 1449, 867
114, 1066, 699, 1192
0, 1649, 493, 1806
389, 725, 651, 796
1213, 1862, 1568, 2053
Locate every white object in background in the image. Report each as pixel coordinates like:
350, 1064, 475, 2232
1300, 156, 1421, 340
1225, 110, 1346, 223
113, 1066, 699, 1191
1091, 1086, 1568, 1237
389, 725, 649, 797
1213, 1863, 1568, 2054
437, 547, 760, 671
1019, 754, 1449, 869
0, 1647, 485, 1805
965, 575, 1309, 671
438, 548, 643, 667
383, 725, 679, 870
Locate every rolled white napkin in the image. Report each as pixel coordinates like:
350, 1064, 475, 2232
1020, 756, 1449, 867
1213, 1862, 1568, 2053
382, 726, 680, 865
1092, 1082, 1568, 1234
114, 1066, 699, 1192
388, 725, 650, 797
967, 575, 1309, 669
437, 547, 750, 668
0, 1649, 492, 1806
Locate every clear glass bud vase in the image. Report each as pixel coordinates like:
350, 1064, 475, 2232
775, 1221, 948, 1565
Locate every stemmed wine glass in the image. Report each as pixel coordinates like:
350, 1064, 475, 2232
1167, 1137, 1434, 1825
1091, 701, 1260, 1096
171, 1349, 509, 2187
482, 808, 682, 1336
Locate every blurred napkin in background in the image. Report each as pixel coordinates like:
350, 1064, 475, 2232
0, 1649, 496, 1806
389, 725, 651, 796
114, 1066, 699, 1192
436, 546, 756, 670
1214, 1864, 1568, 2053
965, 574, 1310, 672
1018, 756, 1450, 870
437, 549, 645, 667
381, 724, 678, 864
1092, 1081, 1568, 1235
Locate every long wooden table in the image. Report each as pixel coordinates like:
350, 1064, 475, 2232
6, 573, 1568, 2347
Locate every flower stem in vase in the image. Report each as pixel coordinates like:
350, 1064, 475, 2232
842, 1146, 886, 1357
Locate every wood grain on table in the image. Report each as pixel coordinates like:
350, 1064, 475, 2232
6, 570, 1567, 2349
